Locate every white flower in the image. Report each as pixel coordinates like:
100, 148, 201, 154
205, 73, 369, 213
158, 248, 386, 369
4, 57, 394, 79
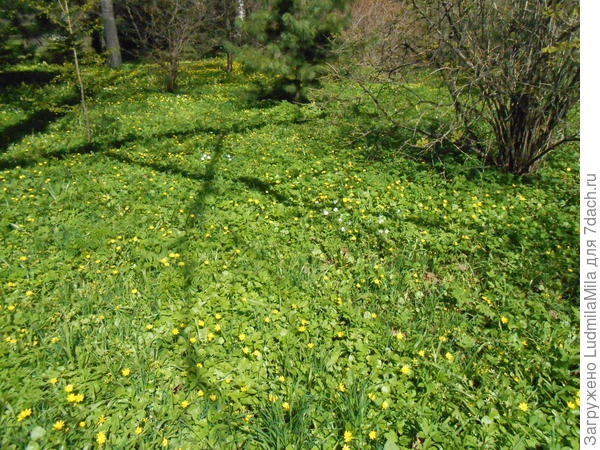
323, 210, 329, 216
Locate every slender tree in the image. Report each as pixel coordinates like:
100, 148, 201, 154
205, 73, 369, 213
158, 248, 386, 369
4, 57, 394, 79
100, 0, 122, 68
35, 0, 95, 142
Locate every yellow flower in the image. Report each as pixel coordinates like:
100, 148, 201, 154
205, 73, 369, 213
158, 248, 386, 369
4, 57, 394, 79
215, 313, 222, 320
344, 430, 353, 443
439, 336, 448, 342
53, 420, 65, 431
338, 383, 346, 392
382, 400, 390, 409
189, 337, 198, 344
122, 368, 131, 377
180, 401, 190, 408
51, 337, 61, 344
96, 431, 107, 445
67, 393, 85, 403
207, 332, 215, 341
307, 342, 315, 349
145, 324, 153, 330
197, 390, 205, 397
98, 415, 107, 424
368, 392, 377, 401
298, 325, 306, 332
501, 316, 509, 324
171, 328, 180, 336
214, 324, 221, 332
17, 408, 32, 422
418, 350, 425, 357
369, 430, 377, 440
567, 401, 576, 409
518, 402, 529, 411
64, 384, 74, 393
25, 290, 34, 296
445, 352, 454, 361
209, 395, 217, 401
162, 438, 169, 447
131, 289, 138, 294
50, 377, 58, 385
278, 376, 286, 383
282, 402, 291, 411
238, 333, 246, 341
197, 320, 205, 327
79, 421, 86, 428
395, 332, 405, 340
135, 427, 143, 435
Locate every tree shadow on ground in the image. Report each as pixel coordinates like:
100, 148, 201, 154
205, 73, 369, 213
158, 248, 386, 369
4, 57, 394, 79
1, 109, 61, 153
343, 123, 524, 184
0, 69, 60, 88
0, 90, 79, 154
0, 114, 311, 172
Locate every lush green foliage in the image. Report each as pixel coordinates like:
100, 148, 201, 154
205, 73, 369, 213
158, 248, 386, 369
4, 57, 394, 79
0, 61, 579, 448
240, 0, 351, 101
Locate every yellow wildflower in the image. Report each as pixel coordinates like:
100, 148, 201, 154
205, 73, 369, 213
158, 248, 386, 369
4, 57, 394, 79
96, 431, 107, 445
17, 408, 32, 422
518, 402, 529, 411
344, 430, 353, 443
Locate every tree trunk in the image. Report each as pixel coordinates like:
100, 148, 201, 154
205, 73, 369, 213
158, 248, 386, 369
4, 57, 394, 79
101, 0, 122, 68
226, 51, 234, 73
237, 0, 245, 22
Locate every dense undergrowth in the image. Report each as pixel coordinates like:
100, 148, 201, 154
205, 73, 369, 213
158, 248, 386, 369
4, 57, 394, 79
0, 60, 579, 449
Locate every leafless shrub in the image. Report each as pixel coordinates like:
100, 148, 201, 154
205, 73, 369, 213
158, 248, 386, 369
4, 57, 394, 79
407, 0, 580, 174
124, 0, 213, 92
334, 0, 580, 175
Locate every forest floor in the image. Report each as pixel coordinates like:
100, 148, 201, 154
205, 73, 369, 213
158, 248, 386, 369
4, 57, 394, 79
0, 60, 579, 449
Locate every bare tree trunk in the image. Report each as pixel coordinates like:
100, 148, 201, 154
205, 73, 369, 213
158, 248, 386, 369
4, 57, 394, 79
227, 51, 234, 73
237, 0, 245, 22
226, 0, 245, 73
101, 0, 122, 68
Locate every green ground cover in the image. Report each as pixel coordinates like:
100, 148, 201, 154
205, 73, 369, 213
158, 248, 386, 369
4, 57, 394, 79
0, 60, 579, 449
